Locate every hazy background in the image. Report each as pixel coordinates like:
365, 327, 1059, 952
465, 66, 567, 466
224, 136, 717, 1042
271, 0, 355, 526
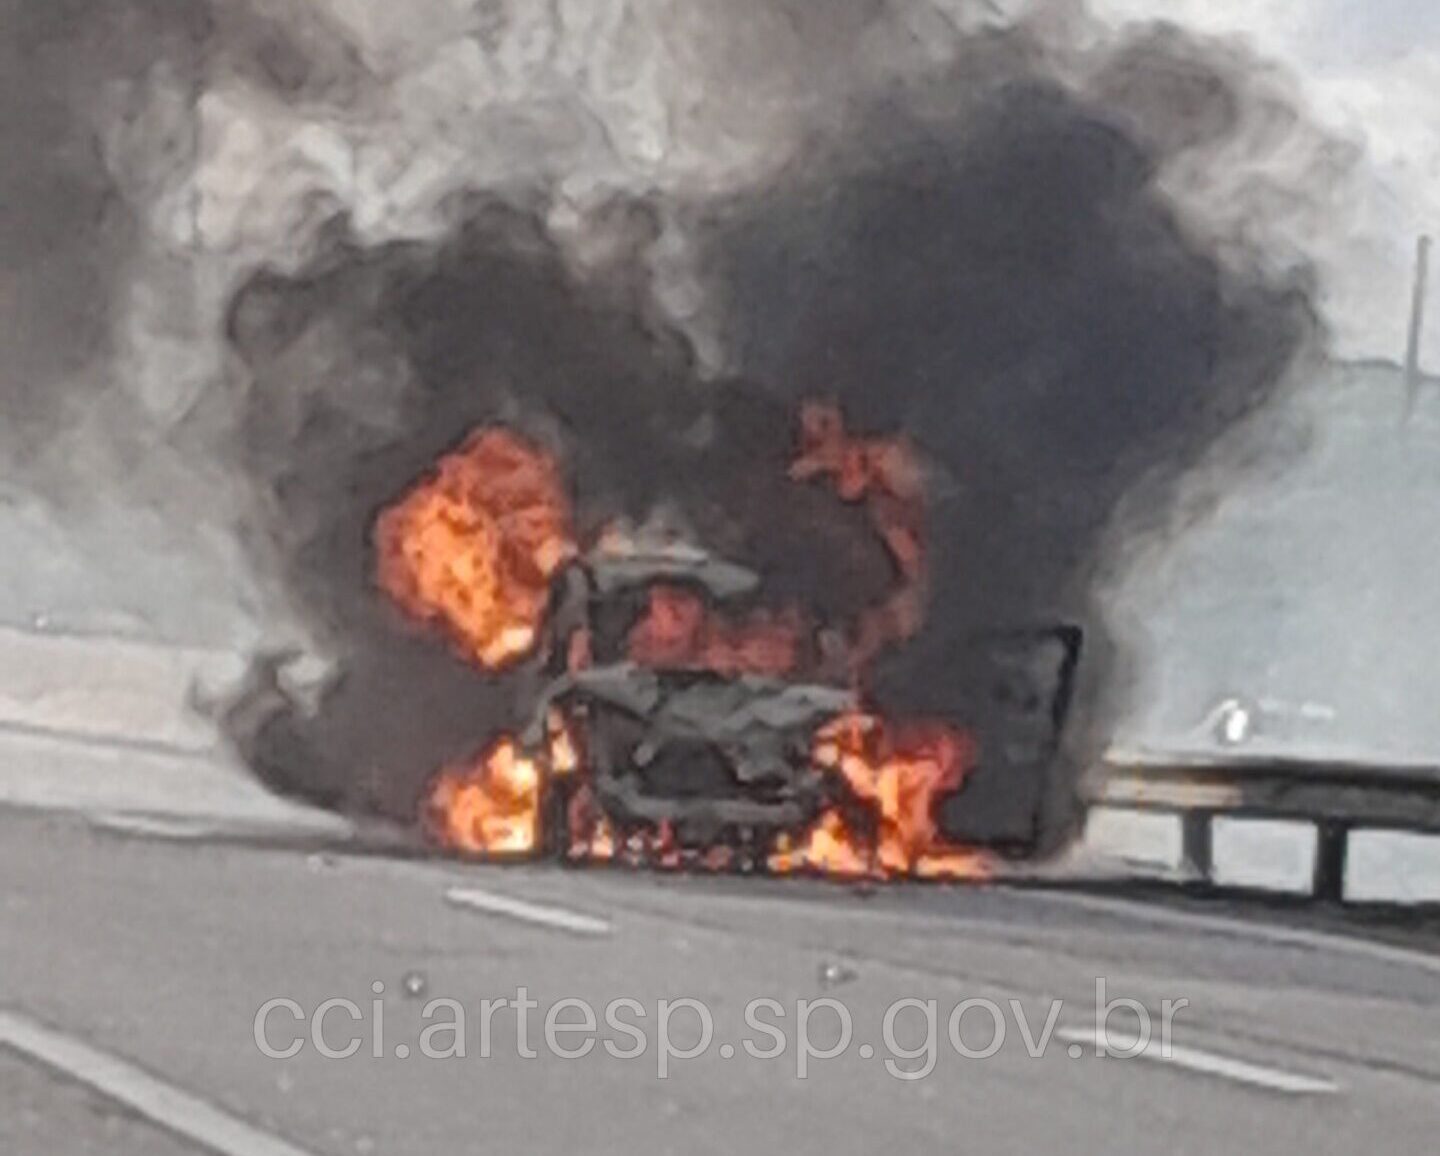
2, 0, 1436, 762
1093, 0, 1440, 367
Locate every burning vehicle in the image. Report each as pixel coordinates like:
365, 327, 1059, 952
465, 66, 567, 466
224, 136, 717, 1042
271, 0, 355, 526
221, 407, 1083, 880
204, 47, 1312, 885
7, 0, 1320, 900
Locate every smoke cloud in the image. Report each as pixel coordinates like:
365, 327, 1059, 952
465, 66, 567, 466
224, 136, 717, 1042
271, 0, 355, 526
5, 1, 1331, 838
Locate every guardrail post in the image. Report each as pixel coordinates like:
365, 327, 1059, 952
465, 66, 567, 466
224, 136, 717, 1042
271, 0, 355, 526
1181, 809, 1213, 881
1312, 821, 1350, 903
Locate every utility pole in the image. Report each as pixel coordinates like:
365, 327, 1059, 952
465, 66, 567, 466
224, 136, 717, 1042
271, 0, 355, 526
1403, 234, 1431, 421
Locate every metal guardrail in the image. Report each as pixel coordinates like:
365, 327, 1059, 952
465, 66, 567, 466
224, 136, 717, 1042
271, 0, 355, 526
1087, 752, 1440, 901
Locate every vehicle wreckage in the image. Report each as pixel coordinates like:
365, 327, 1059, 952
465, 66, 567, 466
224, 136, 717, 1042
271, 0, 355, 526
216, 532, 1082, 872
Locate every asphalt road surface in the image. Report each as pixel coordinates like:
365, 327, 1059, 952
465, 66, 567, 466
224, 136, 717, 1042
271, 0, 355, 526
2, 808, 1438, 1155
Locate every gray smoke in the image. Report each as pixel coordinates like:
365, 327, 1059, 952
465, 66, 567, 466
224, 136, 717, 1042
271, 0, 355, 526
4, 1, 1333, 837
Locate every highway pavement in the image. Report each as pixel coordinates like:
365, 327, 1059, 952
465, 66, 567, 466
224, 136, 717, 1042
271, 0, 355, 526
2, 807, 1438, 1154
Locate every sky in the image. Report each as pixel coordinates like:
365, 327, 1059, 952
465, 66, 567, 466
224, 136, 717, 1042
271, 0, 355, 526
1085, 0, 1440, 368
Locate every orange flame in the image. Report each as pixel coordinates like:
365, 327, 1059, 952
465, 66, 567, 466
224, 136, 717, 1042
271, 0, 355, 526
375, 428, 574, 670
399, 412, 992, 881
790, 402, 928, 678
769, 712, 991, 880
426, 738, 542, 856
429, 708, 991, 878
563, 781, 616, 862
422, 713, 581, 856
626, 585, 805, 677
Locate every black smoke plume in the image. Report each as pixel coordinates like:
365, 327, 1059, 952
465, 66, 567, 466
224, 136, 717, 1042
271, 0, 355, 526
223, 37, 1314, 841
6, 3, 1321, 847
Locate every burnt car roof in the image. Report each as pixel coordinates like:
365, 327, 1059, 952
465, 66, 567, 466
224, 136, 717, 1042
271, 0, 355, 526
583, 542, 762, 601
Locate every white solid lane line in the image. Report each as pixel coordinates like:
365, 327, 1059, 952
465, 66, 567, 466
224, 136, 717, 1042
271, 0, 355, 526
0, 1008, 319, 1156
1007, 886, 1440, 979
444, 885, 612, 936
1056, 1026, 1341, 1096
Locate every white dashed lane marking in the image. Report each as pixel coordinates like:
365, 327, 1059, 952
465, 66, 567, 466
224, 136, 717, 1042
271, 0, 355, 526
1057, 1025, 1341, 1096
444, 885, 613, 936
